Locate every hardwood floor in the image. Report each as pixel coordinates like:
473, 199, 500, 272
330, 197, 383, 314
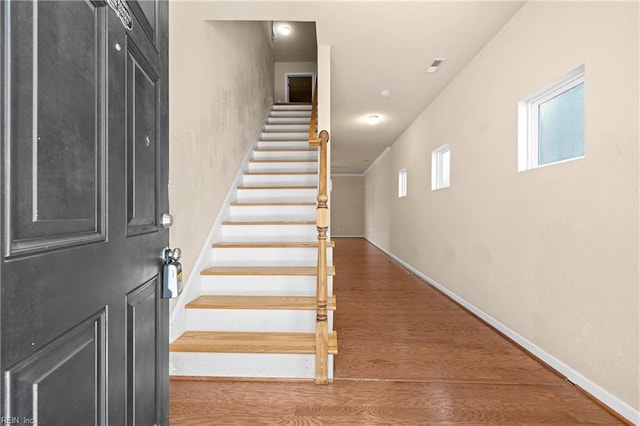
170, 237, 625, 425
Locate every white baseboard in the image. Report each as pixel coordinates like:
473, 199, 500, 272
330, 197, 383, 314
364, 237, 639, 425
169, 104, 273, 343
332, 234, 365, 238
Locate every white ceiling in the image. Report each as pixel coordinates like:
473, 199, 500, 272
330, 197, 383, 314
197, 1, 527, 174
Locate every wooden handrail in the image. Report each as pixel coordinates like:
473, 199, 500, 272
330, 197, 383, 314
309, 80, 330, 384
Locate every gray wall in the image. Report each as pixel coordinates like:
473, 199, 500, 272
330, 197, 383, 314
169, 8, 274, 282
331, 176, 364, 236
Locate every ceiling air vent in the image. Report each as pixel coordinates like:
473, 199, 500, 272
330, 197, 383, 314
425, 58, 447, 74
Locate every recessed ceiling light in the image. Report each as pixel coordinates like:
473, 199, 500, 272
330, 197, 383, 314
367, 115, 380, 126
278, 25, 291, 36
380, 90, 391, 98
425, 58, 447, 74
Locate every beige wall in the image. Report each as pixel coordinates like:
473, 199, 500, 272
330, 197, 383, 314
169, 5, 274, 283
364, 149, 392, 248
364, 1, 639, 411
274, 61, 316, 103
331, 176, 364, 236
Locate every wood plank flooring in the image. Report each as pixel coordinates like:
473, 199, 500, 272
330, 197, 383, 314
170, 237, 625, 425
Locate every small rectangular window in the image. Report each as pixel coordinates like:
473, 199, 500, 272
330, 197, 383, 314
398, 168, 407, 198
431, 144, 450, 190
518, 65, 585, 171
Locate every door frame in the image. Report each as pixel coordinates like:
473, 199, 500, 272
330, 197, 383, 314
284, 72, 315, 103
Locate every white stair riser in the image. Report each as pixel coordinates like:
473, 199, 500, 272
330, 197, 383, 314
236, 188, 317, 202
264, 124, 310, 132
270, 110, 311, 117
267, 117, 310, 124
170, 353, 333, 379
185, 309, 333, 332
261, 132, 308, 140
222, 224, 318, 241
200, 275, 333, 296
242, 174, 317, 187
211, 247, 326, 265
253, 150, 317, 161
229, 204, 316, 219
227, 215, 315, 223
272, 104, 312, 111
257, 140, 313, 149
229, 212, 316, 225
248, 161, 317, 173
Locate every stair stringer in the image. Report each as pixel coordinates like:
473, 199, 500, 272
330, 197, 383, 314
169, 104, 273, 343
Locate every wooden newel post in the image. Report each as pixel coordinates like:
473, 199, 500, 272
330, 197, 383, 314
314, 130, 329, 384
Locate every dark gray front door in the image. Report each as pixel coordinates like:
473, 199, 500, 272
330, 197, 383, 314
1, 1, 169, 424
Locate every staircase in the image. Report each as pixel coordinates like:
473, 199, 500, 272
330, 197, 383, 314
170, 103, 337, 381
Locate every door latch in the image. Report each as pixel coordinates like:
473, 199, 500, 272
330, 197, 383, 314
162, 247, 183, 299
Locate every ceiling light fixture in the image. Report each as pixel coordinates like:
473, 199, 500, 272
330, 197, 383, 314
380, 90, 391, 98
278, 25, 291, 36
367, 115, 380, 126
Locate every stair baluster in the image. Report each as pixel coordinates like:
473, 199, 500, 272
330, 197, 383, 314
309, 79, 331, 384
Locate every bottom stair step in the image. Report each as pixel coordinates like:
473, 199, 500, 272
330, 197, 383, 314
170, 331, 338, 354
170, 352, 335, 379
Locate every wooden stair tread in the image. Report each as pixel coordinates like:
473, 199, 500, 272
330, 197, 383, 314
274, 102, 312, 105
222, 221, 315, 225
254, 148, 316, 152
201, 266, 336, 276
266, 126, 311, 129
186, 295, 336, 310
249, 159, 316, 163
170, 331, 337, 354
237, 185, 316, 190
258, 139, 310, 142
243, 172, 316, 176
262, 130, 309, 134
230, 202, 316, 206
212, 241, 335, 248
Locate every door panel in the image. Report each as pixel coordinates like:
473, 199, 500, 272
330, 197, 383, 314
129, 0, 158, 48
7, 0, 106, 255
5, 310, 107, 424
126, 37, 160, 235
1, 1, 169, 425
127, 277, 162, 425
